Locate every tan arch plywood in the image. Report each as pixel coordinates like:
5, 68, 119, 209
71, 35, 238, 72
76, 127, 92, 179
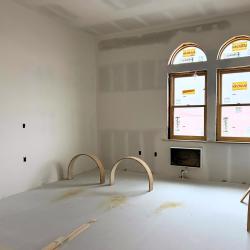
110, 156, 154, 192
67, 154, 105, 184
240, 187, 250, 232
240, 187, 250, 204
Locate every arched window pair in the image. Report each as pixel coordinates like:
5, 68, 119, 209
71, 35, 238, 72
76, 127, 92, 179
168, 35, 250, 142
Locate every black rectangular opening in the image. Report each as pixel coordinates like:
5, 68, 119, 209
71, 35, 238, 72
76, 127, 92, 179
170, 147, 201, 168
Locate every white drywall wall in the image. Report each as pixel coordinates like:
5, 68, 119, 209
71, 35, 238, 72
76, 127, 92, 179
97, 12, 250, 184
0, 0, 98, 199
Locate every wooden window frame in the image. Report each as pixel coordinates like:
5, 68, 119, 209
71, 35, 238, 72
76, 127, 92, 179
217, 35, 250, 60
168, 42, 207, 65
216, 66, 250, 142
169, 71, 207, 141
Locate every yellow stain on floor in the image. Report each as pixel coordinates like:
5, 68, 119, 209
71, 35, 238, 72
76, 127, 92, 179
53, 188, 85, 202
99, 195, 127, 210
155, 202, 183, 214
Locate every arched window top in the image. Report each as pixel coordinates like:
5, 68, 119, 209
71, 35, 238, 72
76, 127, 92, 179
218, 35, 250, 60
169, 43, 207, 65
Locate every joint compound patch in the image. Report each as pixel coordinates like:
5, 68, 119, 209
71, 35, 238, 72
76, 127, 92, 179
232, 41, 248, 52
232, 81, 248, 91
183, 48, 196, 57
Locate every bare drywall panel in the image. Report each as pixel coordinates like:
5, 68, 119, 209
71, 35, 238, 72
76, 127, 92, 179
128, 131, 141, 155
156, 60, 167, 89
126, 62, 140, 91
0, 0, 97, 199
141, 131, 157, 171
112, 64, 125, 91
103, 0, 153, 10
113, 130, 127, 159
99, 66, 112, 92
99, 130, 114, 167
230, 146, 250, 183
141, 60, 156, 90
98, 90, 165, 130
114, 17, 145, 30
97, 11, 250, 184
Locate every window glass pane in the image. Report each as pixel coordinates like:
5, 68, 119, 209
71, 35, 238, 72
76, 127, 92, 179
174, 75, 205, 106
174, 107, 204, 136
173, 46, 207, 65
221, 106, 250, 137
221, 40, 250, 59
222, 71, 250, 104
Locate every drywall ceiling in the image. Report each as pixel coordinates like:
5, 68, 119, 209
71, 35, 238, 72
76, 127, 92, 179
14, 0, 250, 37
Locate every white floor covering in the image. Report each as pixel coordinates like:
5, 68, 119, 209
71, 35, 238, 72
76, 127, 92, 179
0, 169, 249, 250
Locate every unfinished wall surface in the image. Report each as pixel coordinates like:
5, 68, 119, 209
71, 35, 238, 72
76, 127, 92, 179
97, 12, 250, 183
0, 0, 98, 199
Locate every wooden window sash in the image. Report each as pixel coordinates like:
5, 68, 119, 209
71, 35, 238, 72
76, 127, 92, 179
169, 71, 207, 141
216, 66, 250, 142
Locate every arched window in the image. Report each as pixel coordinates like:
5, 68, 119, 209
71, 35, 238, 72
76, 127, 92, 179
169, 43, 207, 65
217, 35, 250, 142
168, 43, 207, 141
217, 35, 250, 60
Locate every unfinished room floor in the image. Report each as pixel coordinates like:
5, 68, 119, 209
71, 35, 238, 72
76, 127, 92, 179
0, 170, 249, 250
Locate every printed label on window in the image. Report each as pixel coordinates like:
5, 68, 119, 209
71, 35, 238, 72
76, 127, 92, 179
182, 89, 196, 95
232, 81, 248, 91
232, 41, 248, 52
183, 48, 196, 57
235, 107, 242, 113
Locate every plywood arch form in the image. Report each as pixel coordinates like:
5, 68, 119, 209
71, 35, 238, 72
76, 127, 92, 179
110, 156, 154, 192
67, 154, 105, 184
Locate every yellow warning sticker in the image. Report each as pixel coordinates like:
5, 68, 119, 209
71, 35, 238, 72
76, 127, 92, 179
183, 48, 196, 57
182, 89, 196, 95
232, 81, 248, 91
232, 41, 248, 52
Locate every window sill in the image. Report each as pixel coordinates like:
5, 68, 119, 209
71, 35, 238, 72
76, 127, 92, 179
162, 138, 206, 143
161, 138, 250, 144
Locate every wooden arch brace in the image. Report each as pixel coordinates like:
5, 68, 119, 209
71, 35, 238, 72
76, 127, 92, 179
67, 154, 105, 184
110, 156, 154, 192
240, 187, 250, 232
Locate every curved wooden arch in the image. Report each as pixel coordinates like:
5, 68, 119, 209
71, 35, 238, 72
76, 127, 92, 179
67, 154, 105, 184
168, 42, 207, 65
110, 156, 154, 192
240, 187, 250, 232
217, 35, 250, 60
240, 187, 250, 204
